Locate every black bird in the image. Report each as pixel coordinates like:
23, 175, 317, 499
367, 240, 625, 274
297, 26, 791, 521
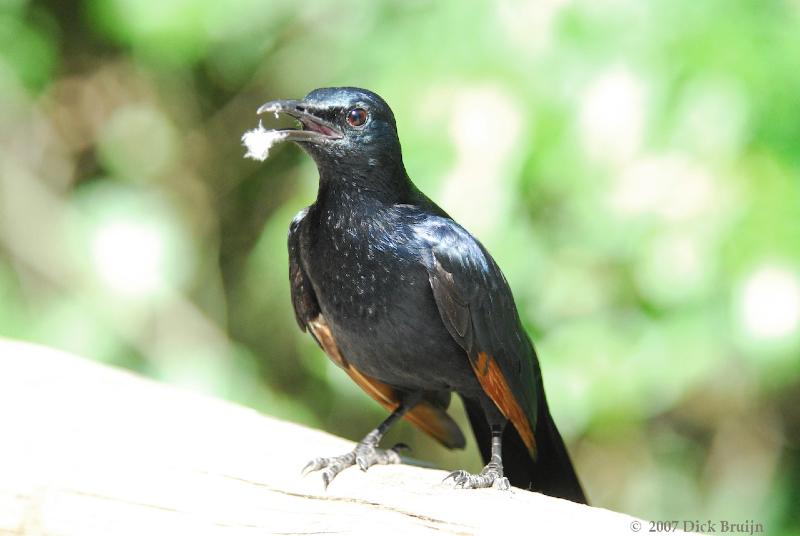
254, 87, 587, 503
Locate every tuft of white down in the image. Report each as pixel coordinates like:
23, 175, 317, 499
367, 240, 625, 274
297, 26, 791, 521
242, 121, 289, 161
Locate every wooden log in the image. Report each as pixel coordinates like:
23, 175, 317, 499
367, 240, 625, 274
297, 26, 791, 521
0, 338, 656, 535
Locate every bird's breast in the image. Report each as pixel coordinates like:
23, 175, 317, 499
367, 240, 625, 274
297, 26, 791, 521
301, 210, 476, 391
305, 216, 419, 326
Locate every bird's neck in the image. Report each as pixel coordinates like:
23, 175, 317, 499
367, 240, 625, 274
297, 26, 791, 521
315, 161, 415, 207
311, 172, 405, 251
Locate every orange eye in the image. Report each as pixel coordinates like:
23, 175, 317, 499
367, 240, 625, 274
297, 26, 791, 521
346, 107, 368, 127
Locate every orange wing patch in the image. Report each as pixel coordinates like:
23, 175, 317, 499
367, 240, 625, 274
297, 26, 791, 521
471, 352, 537, 457
307, 315, 465, 449
307, 317, 348, 368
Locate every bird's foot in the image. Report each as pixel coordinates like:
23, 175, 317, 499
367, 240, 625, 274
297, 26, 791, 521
443, 461, 510, 490
302, 431, 407, 488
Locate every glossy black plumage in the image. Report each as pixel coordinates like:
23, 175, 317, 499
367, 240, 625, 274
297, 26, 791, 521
267, 87, 586, 503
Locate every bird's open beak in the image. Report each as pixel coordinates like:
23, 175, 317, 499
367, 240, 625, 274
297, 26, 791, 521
256, 99, 343, 142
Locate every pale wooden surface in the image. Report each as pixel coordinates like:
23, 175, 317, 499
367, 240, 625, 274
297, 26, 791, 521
0, 338, 653, 535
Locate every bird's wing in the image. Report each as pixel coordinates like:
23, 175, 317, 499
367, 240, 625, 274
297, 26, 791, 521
288, 209, 465, 449
417, 217, 541, 457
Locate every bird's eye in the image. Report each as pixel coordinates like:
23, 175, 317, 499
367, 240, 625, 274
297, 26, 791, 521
346, 107, 368, 127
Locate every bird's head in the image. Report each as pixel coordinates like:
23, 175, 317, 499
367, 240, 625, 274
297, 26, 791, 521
256, 87, 406, 182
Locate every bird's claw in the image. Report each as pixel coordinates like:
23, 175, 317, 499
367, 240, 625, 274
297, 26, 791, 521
443, 463, 510, 490
355, 442, 406, 471
301, 457, 327, 476
442, 469, 468, 486
302, 441, 404, 488
321, 470, 333, 489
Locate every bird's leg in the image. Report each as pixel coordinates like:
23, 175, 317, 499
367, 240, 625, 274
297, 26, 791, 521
444, 425, 511, 490
302, 398, 417, 488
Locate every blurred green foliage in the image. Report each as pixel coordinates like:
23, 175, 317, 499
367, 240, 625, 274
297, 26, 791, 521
1, 0, 799, 532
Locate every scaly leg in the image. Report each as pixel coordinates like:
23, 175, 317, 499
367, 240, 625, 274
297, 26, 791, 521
302, 398, 417, 488
444, 424, 510, 490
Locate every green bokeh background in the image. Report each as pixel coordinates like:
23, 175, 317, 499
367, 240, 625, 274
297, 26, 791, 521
1, 0, 798, 532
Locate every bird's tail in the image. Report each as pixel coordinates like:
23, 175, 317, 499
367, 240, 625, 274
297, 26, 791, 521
463, 395, 587, 504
